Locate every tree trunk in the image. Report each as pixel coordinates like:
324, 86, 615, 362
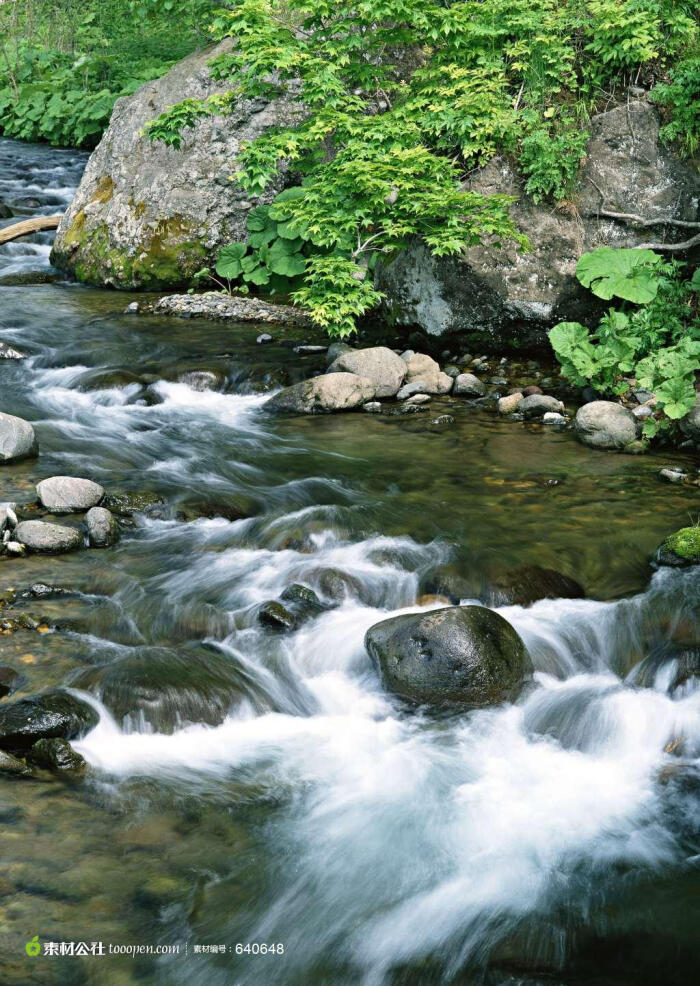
0, 215, 63, 245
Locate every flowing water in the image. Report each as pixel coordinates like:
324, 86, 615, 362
0, 137, 699, 986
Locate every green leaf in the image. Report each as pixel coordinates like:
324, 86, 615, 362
268, 252, 307, 277
576, 248, 664, 303
215, 243, 247, 279
243, 265, 271, 285
246, 206, 271, 232
654, 375, 697, 419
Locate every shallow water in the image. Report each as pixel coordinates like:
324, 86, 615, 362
0, 137, 698, 986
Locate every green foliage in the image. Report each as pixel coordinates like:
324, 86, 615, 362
576, 247, 665, 302
147, 0, 698, 336
549, 250, 700, 439
0, 0, 218, 147
651, 57, 700, 158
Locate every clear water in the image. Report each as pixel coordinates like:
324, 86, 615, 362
0, 138, 698, 986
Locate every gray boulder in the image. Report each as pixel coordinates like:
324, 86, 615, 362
327, 346, 407, 397
680, 392, 700, 443
365, 605, 530, 706
518, 394, 564, 419
85, 506, 119, 547
377, 101, 700, 343
37, 476, 104, 512
453, 373, 486, 397
14, 520, 83, 554
50, 41, 305, 289
574, 400, 637, 450
0, 690, 99, 752
0, 412, 38, 463
265, 373, 375, 414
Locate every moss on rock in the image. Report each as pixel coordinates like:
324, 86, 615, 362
657, 527, 700, 567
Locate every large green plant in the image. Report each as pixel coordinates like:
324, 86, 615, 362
549, 250, 700, 439
145, 0, 698, 336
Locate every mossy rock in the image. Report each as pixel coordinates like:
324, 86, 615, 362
657, 527, 700, 567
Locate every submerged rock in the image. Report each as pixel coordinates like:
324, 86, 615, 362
365, 605, 530, 706
101, 490, 165, 517
327, 346, 407, 398
656, 527, 700, 567
26, 738, 87, 774
36, 476, 104, 513
0, 690, 99, 752
0, 666, 24, 699
265, 373, 376, 414
72, 645, 273, 733
574, 401, 637, 450
486, 566, 585, 607
51, 41, 305, 289
85, 506, 120, 547
14, 520, 83, 554
0, 412, 38, 463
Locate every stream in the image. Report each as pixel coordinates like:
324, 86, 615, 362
1, 137, 699, 986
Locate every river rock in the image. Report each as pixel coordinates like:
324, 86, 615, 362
310, 567, 371, 605
50, 41, 305, 289
365, 605, 530, 707
257, 600, 297, 632
0, 201, 12, 218
0, 341, 26, 359
403, 353, 452, 394
518, 394, 564, 419
0, 750, 30, 777
85, 506, 119, 548
377, 101, 700, 343
327, 347, 407, 397
680, 392, 700, 443
656, 527, 700, 567
36, 476, 104, 512
486, 566, 585, 607
265, 373, 376, 414
453, 373, 486, 397
0, 412, 38, 463
498, 392, 523, 414
101, 490, 166, 516
72, 645, 273, 733
14, 520, 83, 554
0, 690, 99, 752
26, 738, 87, 773
574, 401, 637, 450
543, 411, 567, 425
0, 666, 24, 699
0, 501, 17, 532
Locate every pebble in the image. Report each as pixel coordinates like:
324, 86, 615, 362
123, 302, 139, 314
294, 345, 327, 354
405, 394, 431, 405
632, 405, 653, 419
543, 412, 567, 425
431, 415, 454, 425
363, 402, 382, 413
257, 333, 273, 344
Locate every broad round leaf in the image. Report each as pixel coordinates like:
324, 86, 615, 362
576, 247, 663, 303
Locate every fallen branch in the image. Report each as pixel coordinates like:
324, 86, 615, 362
597, 209, 700, 230
0, 215, 63, 245
637, 231, 700, 252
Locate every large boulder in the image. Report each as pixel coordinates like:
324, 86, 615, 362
680, 392, 700, 443
486, 566, 585, 607
377, 101, 700, 343
327, 347, 407, 397
574, 400, 637, 450
0, 412, 37, 463
50, 42, 304, 289
0, 690, 99, 752
265, 373, 375, 414
365, 605, 530, 706
37, 476, 104, 512
14, 520, 83, 554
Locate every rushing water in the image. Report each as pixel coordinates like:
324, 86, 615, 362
0, 137, 699, 986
